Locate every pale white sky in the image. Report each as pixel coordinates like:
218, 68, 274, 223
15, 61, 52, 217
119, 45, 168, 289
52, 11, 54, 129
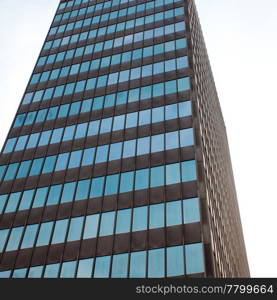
0, 0, 276, 277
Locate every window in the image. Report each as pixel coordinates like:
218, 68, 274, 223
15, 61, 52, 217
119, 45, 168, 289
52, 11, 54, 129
60, 261, 77, 278
180, 128, 194, 147
44, 263, 60, 278
28, 266, 43, 278
68, 150, 82, 169
75, 179, 90, 200
166, 163, 181, 185
18, 189, 34, 211
67, 216, 84, 242
55, 153, 70, 171
119, 171, 134, 193
0, 229, 9, 252
90, 177, 104, 198
16, 160, 31, 179
47, 185, 62, 206
12, 268, 27, 278
137, 137, 150, 156
167, 246, 184, 277
181, 160, 197, 182
135, 169, 149, 190
95, 145, 108, 164
83, 214, 99, 239
183, 198, 200, 223
109, 142, 122, 162
21, 224, 39, 249
4, 163, 19, 181
185, 243, 205, 274
148, 248, 165, 278
94, 256, 111, 278
165, 131, 179, 150
111, 253, 129, 278
6, 226, 24, 251
60, 182, 76, 203
99, 211, 115, 236
132, 206, 148, 232
82, 148, 95, 166
166, 201, 182, 227
32, 187, 48, 208
104, 174, 119, 196
130, 251, 146, 278
77, 258, 94, 278
115, 209, 131, 234
51, 219, 69, 244
36, 222, 54, 247
150, 166, 164, 188
149, 203, 164, 229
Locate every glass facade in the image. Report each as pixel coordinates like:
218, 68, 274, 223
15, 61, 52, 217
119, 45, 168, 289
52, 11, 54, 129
0, 0, 208, 278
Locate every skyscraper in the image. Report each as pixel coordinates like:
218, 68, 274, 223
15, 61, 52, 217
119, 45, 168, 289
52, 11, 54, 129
0, 0, 249, 278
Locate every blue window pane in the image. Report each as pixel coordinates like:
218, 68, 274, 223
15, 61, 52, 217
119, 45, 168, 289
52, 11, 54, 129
181, 160, 197, 182
167, 246, 185, 277
185, 243, 205, 274
165, 131, 179, 150
28, 266, 43, 278
47, 106, 59, 120
148, 248, 165, 278
183, 198, 200, 223
104, 174, 119, 196
137, 137, 150, 156
165, 104, 178, 120
4, 163, 19, 181
16, 160, 31, 179
94, 256, 111, 278
38, 131, 52, 146
21, 224, 39, 249
115, 209, 131, 234
32, 187, 48, 208
135, 169, 149, 190
67, 216, 84, 242
179, 101, 192, 117
125, 112, 138, 129
44, 263, 60, 278
69, 101, 81, 115
152, 107, 164, 123
75, 123, 88, 139
180, 128, 194, 147
22, 92, 34, 104
113, 115, 125, 131
149, 203, 164, 229
111, 253, 129, 278
50, 128, 63, 144
90, 177, 104, 198
36, 222, 54, 246
99, 211, 115, 236
100, 118, 112, 133
5, 192, 21, 213
95, 145, 109, 163
0, 194, 8, 214
82, 148, 95, 166
119, 171, 134, 193
177, 77, 190, 92
0, 165, 6, 181
42, 156, 57, 174
150, 166, 164, 188
15, 135, 28, 151
153, 82, 164, 97
12, 268, 27, 278
151, 134, 164, 153
166, 200, 182, 226
68, 150, 82, 169
109, 142, 122, 161
128, 88, 139, 103
81, 98, 93, 113
75, 179, 90, 200
3, 138, 17, 153
87, 120, 100, 136
130, 251, 146, 278
0, 270, 11, 278
132, 206, 148, 232
33, 90, 44, 102
122, 140, 136, 158
55, 153, 70, 171
61, 182, 76, 203
139, 109, 150, 126
0, 229, 9, 252
83, 214, 99, 239
57, 104, 70, 118
62, 125, 76, 142
18, 189, 34, 211
77, 258, 94, 278
24, 111, 37, 125
166, 163, 181, 185
52, 219, 69, 244
47, 185, 62, 206
27, 133, 40, 149
92, 96, 104, 111
60, 261, 77, 278
6, 226, 24, 251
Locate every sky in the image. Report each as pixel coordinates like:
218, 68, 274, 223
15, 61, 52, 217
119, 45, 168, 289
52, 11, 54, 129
0, 0, 276, 277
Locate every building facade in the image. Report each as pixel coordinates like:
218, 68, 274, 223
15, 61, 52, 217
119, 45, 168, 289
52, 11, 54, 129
0, 0, 249, 278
